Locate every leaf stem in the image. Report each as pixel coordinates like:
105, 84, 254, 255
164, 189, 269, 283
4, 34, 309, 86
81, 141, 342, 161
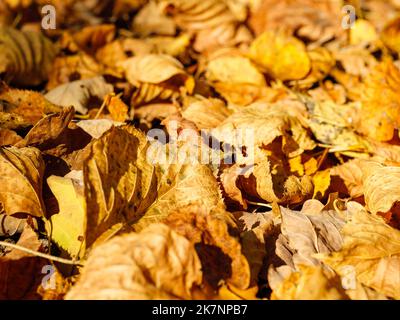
0, 241, 83, 266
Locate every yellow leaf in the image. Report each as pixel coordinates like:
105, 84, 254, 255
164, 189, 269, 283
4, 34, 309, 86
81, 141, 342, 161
271, 265, 349, 300
313, 169, 331, 199
47, 175, 86, 259
249, 31, 311, 81
350, 19, 378, 45
382, 16, 400, 53
360, 60, 400, 142
218, 284, 259, 300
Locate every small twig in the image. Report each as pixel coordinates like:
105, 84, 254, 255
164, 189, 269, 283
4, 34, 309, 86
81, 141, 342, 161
94, 93, 120, 120
94, 98, 108, 120
246, 200, 272, 209
12, 13, 22, 28
316, 148, 329, 171
0, 241, 83, 266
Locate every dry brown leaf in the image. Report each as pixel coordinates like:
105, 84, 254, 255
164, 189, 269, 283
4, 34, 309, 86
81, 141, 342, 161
0, 85, 63, 125
66, 224, 203, 300
319, 203, 400, 299
46, 54, 104, 90
16, 106, 75, 149
164, 205, 251, 290
249, 0, 345, 44
83, 126, 158, 247
0, 128, 22, 146
45, 77, 113, 114
382, 16, 400, 53
0, 146, 45, 217
0, 225, 49, 300
159, 0, 252, 52
0, 213, 26, 237
361, 162, 400, 215
182, 98, 231, 130
331, 159, 370, 198
133, 161, 224, 231
120, 54, 194, 106
276, 205, 345, 269
0, 27, 58, 86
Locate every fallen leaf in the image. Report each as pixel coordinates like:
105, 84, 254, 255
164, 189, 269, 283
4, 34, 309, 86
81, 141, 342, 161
359, 60, 400, 141
0, 27, 58, 86
45, 77, 114, 114
271, 265, 349, 300
319, 203, 400, 299
164, 205, 251, 290
0, 225, 48, 300
47, 175, 86, 259
65, 224, 203, 300
0, 146, 45, 217
361, 162, 400, 215
276, 205, 344, 268
249, 31, 311, 81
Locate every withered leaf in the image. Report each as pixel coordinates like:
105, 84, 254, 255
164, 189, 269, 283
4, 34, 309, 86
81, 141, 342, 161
319, 203, 400, 299
164, 205, 251, 290
66, 224, 203, 300
271, 265, 349, 300
45, 77, 113, 115
0, 146, 45, 217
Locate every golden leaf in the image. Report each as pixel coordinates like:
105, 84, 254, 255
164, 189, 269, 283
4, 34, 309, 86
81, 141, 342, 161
133, 161, 224, 231
0, 146, 45, 217
182, 98, 231, 130
359, 60, 400, 142
83, 126, 158, 247
66, 224, 203, 300
211, 100, 316, 158
120, 54, 194, 106
350, 19, 378, 46
382, 16, 400, 53
249, 31, 311, 81
271, 265, 349, 300
205, 50, 268, 105
159, 0, 252, 52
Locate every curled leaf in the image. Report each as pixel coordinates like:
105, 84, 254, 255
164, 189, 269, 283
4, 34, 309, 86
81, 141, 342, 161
0, 146, 45, 217
66, 224, 203, 300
